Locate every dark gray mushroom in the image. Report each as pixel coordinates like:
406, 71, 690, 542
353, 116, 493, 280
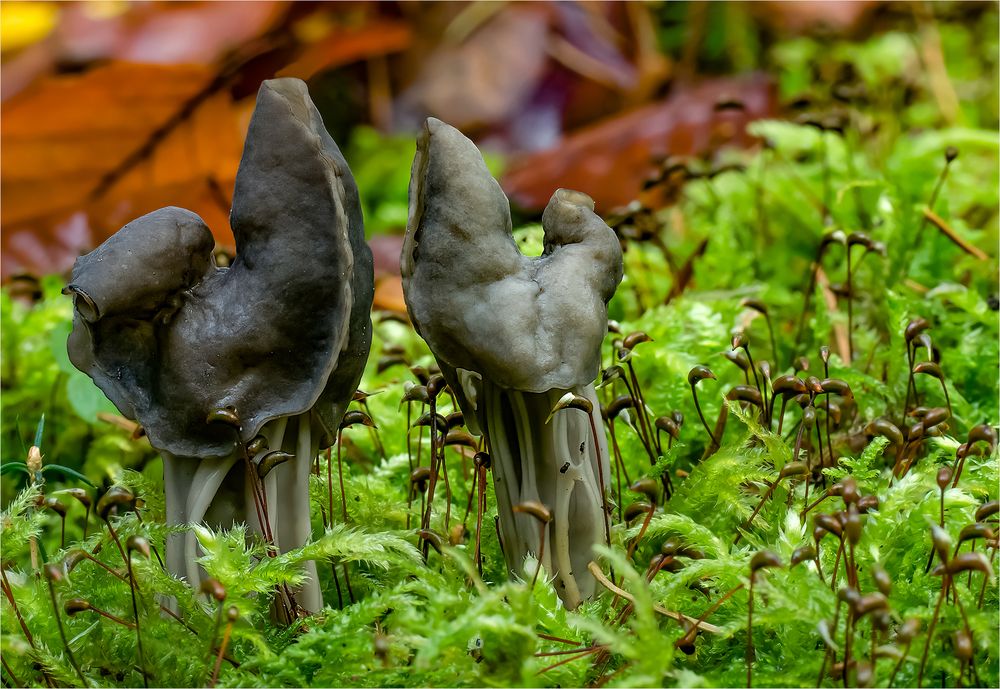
401, 118, 623, 608
64, 78, 373, 612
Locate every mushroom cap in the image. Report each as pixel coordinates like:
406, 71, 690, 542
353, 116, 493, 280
66, 78, 373, 458
401, 118, 622, 394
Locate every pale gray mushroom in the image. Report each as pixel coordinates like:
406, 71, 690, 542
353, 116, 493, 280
65, 78, 373, 613
401, 118, 623, 608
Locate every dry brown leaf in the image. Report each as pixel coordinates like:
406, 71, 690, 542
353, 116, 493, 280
1, 2, 288, 101
373, 275, 407, 314
1, 62, 246, 277
502, 74, 777, 214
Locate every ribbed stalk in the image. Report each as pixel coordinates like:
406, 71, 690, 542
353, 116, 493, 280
477, 380, 609, 609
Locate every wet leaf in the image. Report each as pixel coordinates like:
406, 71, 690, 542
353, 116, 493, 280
502, 74, 777, 213
1, 62, 246, 277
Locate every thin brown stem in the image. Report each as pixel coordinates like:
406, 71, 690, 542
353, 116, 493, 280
831, 538, 844, 592
842, 609, 854, 688
331, 561, 344, 608
888, 639, 912, 686
735, 483, 776, 545
535, 645, 600, 657
1, 569, 35, 649
746, 577, 755, 688
337, 431, 349, 523
474, 465, 487, 576
208, 618, 234, 688
342, 563, 355, 604
917, 576, 949, 687
126, 555, 148, 688
203, 603, 224, 669
326, 446, 335, 526
904, 342, 918, 415
47, 578, 88, 687
624, 365, 658, 464
846, 250, 854, 362
536, 648, 601, 675
360, 400, 385, 460
625, 505, 655, 563
537, 632, 581, 646
405, 404, 413, 471
87, 606, 135, 629
441, 453, 453, 530
676, 583, 744, 649
1, 655, 23, 688
420, 398, 440, 560
692, 385, 718, 448
777, 398, 789, 435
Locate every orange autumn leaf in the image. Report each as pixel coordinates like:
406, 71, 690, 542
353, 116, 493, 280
1, 61, 247, 277
373, 275, 407, 315
278, 19, 413, 81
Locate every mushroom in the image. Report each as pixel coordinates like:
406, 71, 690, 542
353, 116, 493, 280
64, 78, 373, 613
401, 118, 622, 609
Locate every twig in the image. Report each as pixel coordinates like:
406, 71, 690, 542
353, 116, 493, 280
587, 562, 722, 633
922, 209, 989, 260
815, 267, 850, 362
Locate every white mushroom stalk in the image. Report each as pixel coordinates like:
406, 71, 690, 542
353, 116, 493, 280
401, 118, 623, 609
485, 383, 609, 606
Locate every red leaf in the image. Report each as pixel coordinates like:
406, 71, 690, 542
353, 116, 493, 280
501, 74, 778, 214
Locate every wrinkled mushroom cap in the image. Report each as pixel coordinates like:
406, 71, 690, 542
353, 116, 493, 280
67, 78, 373, 458
401, 117, 622, 393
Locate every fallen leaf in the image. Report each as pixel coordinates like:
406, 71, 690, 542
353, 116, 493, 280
395, 6, 551, 132
750, 1, 879, 34
278, 19, 413, 81
373, 275, 406, 314
1, 62, 246, 277
501, 74, 777, 214
1, 2, 288, 102
115, 1, 285, 64
369, 234, 404, 278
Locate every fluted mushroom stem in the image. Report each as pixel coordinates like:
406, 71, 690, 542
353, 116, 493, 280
478, 380, 609, 609
164, 453, 232, 607
162, 413, 322, 615
275, 416, 322, 612
248, 414, 322, 613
